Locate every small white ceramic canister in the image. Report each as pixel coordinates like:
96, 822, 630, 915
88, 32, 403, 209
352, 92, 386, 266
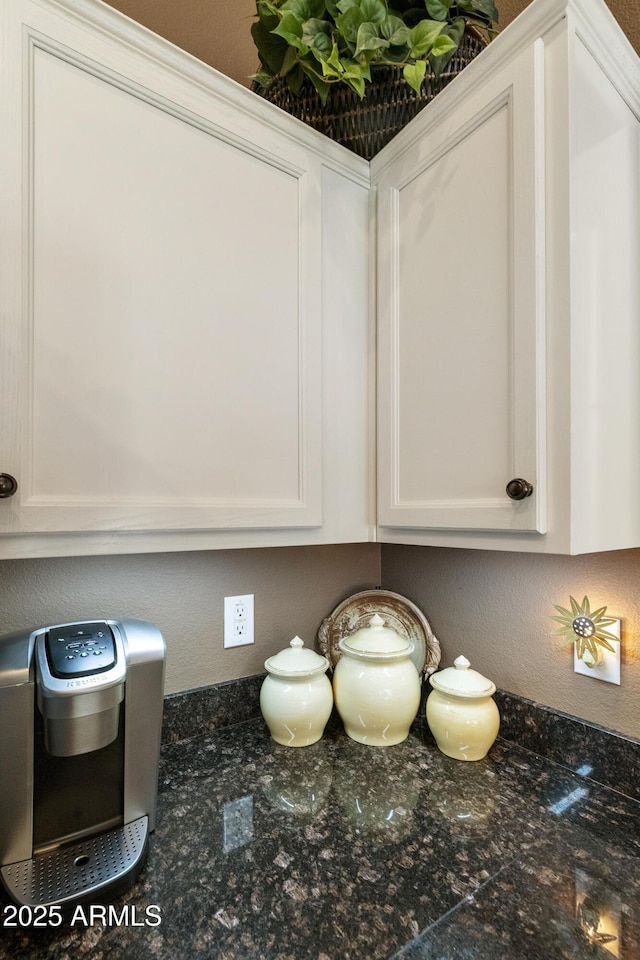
426, 655, 500, 761
260, 637, 333, 747
333, 614, 421, 747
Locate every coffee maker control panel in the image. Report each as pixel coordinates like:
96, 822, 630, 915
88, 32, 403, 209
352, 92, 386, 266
45, 621, 117, 678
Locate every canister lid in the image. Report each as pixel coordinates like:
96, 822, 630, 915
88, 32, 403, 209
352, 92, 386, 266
264, 636, 330, 678
339, 614, 414, 658
428, 655, 496, 698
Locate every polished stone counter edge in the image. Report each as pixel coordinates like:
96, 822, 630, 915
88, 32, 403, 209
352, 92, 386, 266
495, 689, 640, 803
161, 675, 640, 802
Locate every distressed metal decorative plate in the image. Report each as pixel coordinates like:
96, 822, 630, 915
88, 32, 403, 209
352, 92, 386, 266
317, 589, 441, 677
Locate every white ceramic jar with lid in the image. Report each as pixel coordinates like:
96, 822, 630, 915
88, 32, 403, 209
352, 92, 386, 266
333, 614, 421, 747
426, 655, 500, 761
260, 636, 333, 747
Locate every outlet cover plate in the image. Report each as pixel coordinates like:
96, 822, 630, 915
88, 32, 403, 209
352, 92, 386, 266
224, 594, 254, 648
573, 619, 621, 684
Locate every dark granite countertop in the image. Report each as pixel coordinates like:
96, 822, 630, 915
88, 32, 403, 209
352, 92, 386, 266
3, 712, 640, 960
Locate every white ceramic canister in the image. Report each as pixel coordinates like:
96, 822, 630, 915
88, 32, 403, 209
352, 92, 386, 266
260, 636, 333, 747
426, 655, 500, 761
333, 614, 421, 747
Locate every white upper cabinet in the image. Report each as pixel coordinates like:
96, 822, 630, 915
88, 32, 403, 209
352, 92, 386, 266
375, 41, 545, 538
374, 0, 640, 554
0, 0, 372, 557
1, 0, 638, 560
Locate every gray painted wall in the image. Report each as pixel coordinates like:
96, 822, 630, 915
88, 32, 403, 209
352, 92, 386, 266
0, 544, 380, 695
4, 539, 639, 739
382, 545, 640, 740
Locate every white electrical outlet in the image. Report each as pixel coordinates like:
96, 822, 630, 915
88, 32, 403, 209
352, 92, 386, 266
224, 594, 254, 648
573, 618, 621, 684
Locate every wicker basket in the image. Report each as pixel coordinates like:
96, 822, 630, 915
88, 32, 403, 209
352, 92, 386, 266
255, 32, 486, 160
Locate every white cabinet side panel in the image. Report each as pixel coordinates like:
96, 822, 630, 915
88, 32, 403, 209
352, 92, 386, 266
569, 36, 640, 551
320, 168, 374, 542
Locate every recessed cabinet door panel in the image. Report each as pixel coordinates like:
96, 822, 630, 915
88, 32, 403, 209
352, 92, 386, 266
377, 43, 545, 533
1, 39, 322, 533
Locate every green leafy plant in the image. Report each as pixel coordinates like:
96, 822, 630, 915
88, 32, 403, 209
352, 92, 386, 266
251, 0, 499, 101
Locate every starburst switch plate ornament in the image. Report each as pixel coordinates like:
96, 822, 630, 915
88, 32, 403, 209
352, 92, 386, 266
551, 596, 621, 685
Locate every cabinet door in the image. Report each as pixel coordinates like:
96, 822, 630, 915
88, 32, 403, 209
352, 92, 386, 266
376, 42, 546, 533
0, 2, 328, 538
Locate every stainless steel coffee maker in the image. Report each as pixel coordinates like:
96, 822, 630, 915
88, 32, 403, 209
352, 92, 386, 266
0, 619, 165, 908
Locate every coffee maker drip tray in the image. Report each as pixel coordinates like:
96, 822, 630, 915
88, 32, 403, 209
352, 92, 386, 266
0, 816, 148, 908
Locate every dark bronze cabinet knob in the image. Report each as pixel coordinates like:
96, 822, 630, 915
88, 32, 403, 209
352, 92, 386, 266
0, 473, 18, 498
506, 478, 533, 501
